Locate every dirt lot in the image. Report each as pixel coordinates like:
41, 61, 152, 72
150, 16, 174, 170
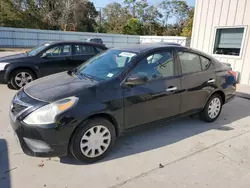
1, 52, 250, 188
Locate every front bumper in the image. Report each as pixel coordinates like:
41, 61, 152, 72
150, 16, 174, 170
9, 114, 70, 157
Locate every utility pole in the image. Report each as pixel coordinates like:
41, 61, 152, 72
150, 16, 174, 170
96, 7, 103, 33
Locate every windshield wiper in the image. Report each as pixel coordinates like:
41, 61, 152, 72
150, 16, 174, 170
80, 73, 95, 80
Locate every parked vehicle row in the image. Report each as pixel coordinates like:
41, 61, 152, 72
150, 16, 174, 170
0, 41, 107, 89
9, 43, 236, 163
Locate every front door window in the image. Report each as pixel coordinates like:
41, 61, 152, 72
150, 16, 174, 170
45, 45, 72, 57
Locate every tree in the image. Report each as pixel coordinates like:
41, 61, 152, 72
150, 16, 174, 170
134, 0, 148, 21
0, 0, 23, 27
144, 5, 163, 23
40, 0, 98, 31
103, 3, 131, 34
0, 0, 194, 37
142, 5, 163, 35
57, 0, 75, 31
181, 7, 194, 37
160, 0, 174, 26
74, 1, 98, 32
171, 0, 189, 23
0, 0, 49, 29
160, 0, 189, 25
0, 0, 98, 31
124, 0, 136, 17
123, 18, 143, 35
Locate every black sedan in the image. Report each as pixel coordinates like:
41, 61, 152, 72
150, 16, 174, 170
0, 41, 107, 89
9, 44, 236, 163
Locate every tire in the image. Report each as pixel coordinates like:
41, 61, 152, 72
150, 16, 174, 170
70, 118, 116, 163
200, 94, 223, 122
10, 69, 36, 89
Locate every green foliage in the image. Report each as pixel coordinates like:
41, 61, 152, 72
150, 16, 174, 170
123, 18, 143, 35
0, 0, 22, 27
102, 3, 131, 34
181, 7, 194, 37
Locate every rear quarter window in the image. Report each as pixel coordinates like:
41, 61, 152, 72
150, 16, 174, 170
200, 56, 211, 70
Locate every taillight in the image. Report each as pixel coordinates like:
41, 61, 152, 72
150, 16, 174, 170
228, 70, 237, 87
228, 70, 236, 80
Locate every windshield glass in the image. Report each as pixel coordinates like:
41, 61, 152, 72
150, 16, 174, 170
76, 50, 137, 81
27, 43, 51, 56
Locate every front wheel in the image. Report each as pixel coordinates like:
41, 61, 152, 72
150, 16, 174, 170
200, 94, 222, 122
10, 69, 36, 89
70, 118, 116, 163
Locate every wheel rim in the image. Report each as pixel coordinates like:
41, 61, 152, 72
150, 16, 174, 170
15, 72, 33, 88
80, 125, 111, 158
208, 97, 221, 119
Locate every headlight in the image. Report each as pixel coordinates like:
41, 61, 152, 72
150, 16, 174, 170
23, 96, 78, 125
0, 63, 10, 71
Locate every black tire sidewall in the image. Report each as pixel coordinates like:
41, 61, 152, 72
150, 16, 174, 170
10, 69, 36, 89
201, 94, 222, 122
70, 118, 116, 163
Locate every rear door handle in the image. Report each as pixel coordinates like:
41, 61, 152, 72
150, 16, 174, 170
207, 79, 215, 83
166, 86, 177, 92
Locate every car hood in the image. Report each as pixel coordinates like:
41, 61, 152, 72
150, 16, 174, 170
24, 72, 99, 102
0, 53, 28, 62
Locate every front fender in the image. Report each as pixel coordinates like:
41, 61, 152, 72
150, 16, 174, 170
5, 64, 40, 81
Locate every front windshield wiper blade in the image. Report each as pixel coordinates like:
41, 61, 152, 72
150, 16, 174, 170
80, 73, 95, 80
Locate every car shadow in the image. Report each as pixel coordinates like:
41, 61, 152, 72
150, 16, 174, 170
59, 97, 249, 165
0, 139, 11, 188
0, 82, 16, 90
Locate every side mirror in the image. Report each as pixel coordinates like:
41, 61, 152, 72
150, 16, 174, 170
41, 53, 48, 58
125, 74, 147, 86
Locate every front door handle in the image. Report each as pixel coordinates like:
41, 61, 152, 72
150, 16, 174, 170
207, 79, 215, 83
166, 86, 177, 92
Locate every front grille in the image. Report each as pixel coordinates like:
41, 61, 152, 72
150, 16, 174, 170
11, 102, 28, 116
10, 90, 33, 120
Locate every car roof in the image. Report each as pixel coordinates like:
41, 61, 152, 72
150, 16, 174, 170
113, 43, 186, 53
113, 44, 216, 61
46, 40, 106, 47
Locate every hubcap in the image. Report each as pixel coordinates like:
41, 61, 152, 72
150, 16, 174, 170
80, 125, 111, 158
208, 97, 221, 119
15, 72, 33, 88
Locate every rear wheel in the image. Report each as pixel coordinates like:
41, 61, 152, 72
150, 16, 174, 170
10, 69, 36, 89
200, 94, 222, 122
70, 118, 116, 163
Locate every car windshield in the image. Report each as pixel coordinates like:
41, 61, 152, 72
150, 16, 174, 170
75, 50, 137, 81
27, 43, 51, 56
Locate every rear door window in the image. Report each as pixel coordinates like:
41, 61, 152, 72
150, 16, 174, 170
73, 44, 96, 55
178, 52, 202, 74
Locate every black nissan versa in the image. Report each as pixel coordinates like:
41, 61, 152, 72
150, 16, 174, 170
9, 44, 236, 163
0, 41, 107, 89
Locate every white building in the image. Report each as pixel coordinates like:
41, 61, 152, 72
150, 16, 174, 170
191, 0, 250, 84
